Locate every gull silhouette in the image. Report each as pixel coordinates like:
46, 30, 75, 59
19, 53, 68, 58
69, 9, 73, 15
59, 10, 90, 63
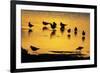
30, 45, 39, 55
74, 27, 78, 36
76, 46, 84, 54
60, 22, 67, 28
74, 27, 78, 32
67, 28, 71, 33
28, 22, 34, 28
50, 22, 57, 30
30, 45, 39, 51
82, 30, 86, 36
42, 21, 50, 25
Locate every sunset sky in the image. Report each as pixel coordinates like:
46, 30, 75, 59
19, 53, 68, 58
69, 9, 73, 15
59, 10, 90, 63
21, 10, 90, 56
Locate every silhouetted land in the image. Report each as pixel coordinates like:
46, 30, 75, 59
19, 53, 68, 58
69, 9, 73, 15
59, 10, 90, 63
21, 48, 90, 63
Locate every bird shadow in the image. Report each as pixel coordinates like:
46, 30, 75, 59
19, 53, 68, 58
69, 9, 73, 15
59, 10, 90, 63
50, 30, 56, 38
60, 22, 66, 35
42, 27, 49, 31
28, 29, 33, 36
74, 27, 78, 36
67, 34, 71, 39
60, 28, 65, 34
82, 36, 85, 42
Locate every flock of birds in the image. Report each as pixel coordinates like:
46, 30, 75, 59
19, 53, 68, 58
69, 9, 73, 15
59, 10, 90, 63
30, 45, 84, 55
27, 21, 86, 55
28, 21, 86, 41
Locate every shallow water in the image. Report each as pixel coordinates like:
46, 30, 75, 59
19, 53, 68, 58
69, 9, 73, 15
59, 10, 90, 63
21, 10, 90, 57
21, 27, 89, 57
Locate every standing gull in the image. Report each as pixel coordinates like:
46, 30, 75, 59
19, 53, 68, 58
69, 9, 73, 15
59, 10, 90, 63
28, 22, 34, 28
30, 45, 39, 55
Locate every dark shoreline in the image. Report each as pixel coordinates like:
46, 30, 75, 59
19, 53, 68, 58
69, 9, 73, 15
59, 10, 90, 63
21, 48, 90, 63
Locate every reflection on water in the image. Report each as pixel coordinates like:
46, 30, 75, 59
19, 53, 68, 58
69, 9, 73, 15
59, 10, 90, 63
60, 22, 66, 34
42, 27, 49, 31
28, 29, 33, 35
74, 31, 77, 36
67, 34, 71, 39
50, 30, 56, 38
60, 28, 65, 34
74, 27, 78, 36
82, 36, 85, 42
21, 10, 90, 57
21, 26, 89, 57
